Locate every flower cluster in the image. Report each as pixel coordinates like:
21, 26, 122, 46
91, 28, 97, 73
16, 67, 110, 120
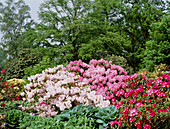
66, 59, 128, 106
20, 65, 110, 117
0, 69, 20, 101
110, 72, 170, 129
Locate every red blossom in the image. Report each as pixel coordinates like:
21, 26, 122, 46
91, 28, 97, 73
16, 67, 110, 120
147, 99, 152, 103
1, 103, 6, 107
150, 111, 155, 117
2, 82, 6, 85
152, 103, 157, 108
143, 124, 151, 129
16, 96, 20, 100
110, 120, 118, 127
129, 108, 138, 116
143, 93, 147, 97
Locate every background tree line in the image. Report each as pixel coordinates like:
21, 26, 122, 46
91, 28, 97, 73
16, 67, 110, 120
0, 0, 169, 79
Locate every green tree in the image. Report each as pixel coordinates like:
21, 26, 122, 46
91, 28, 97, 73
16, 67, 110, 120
78, 0, 130, 62
0, 50, 4, 69
113, 0, 169, 71
0, 0, 35, 60
144, 14, 170, 71
32, 0, 92, 64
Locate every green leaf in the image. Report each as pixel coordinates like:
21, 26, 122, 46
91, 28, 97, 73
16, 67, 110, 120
96, 119, 104, 123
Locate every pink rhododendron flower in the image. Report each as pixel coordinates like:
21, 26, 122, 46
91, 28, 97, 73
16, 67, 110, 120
1, 69, 5, 73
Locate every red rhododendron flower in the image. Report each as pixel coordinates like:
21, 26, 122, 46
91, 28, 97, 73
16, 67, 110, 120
12, 98, 14, 101
118, 121, 122, 127
1, 69, 5, 73
110, 120, 118, 126
150, 111, 155, 117
143, 124, 151, 129
1, 103, 6, 107
2, 82, 6, 85
143, 93, 147, 97
129, 108, 138, 116
16, 96, 20, 100
152, 103, 157, 108
147, 99, 152, 103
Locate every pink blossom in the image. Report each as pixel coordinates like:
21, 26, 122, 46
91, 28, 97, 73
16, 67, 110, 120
1, 69, 5, 73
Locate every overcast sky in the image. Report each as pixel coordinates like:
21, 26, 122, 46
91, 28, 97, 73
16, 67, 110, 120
0, 0, 45, 41
0, 0, 45, 21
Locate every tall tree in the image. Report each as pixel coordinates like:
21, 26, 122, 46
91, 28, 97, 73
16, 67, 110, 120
78, 0, 131, 62
144, 14, 170, 71
0, 0, 35, 60
113, 0, 169, 71
34, 0, 92, 63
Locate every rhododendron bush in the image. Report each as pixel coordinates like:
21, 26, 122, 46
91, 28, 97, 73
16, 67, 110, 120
20, 65, 110, 117
66, 59, 128, 106
110, 73, 170, 129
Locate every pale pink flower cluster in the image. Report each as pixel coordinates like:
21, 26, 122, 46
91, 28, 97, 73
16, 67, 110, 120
21, 65, 110, 117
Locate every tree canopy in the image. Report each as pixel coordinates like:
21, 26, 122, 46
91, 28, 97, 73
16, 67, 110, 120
0, 0, 169, 72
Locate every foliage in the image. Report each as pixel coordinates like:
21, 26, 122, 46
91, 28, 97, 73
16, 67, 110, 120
144, 15, 170, 71
0, 51, 4, 69
20, 65, 110, 117
23, 56, 58, 81
1, 109, 95, 129
55, 104, 120, 129
79, 32, 129, 63
0, 0, 35, 60
0, 101, 23, 113
104, 54, 134, 75
138, 64, 170, 80
114, 0, 169, 71
2, 48, 43, 80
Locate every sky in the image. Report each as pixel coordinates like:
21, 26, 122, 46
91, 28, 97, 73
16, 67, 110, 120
0, 0, 45, 41
0, 0, 45, 21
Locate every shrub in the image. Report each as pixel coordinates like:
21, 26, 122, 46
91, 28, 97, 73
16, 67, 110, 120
0, 78, 24, 101
20, 65, 110, 117
1, 109, 95, 129
23, 56, 58, 81
66, 59, 128, 106
110, 72, 170, 129
0, 69, 22, 101
2, 48, 43, 80
104, 54, 134, 75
